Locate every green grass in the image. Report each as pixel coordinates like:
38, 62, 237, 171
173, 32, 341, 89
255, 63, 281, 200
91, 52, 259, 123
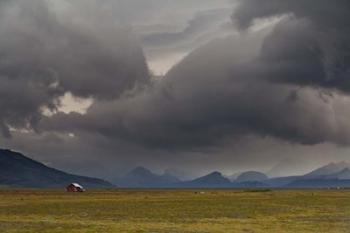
0, 189, 349, 232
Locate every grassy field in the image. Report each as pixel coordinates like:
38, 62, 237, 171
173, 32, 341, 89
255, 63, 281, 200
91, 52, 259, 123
0, 189, 349, 233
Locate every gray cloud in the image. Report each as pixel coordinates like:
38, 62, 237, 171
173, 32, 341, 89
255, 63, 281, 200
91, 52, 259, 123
41, 32, 350, 148
2, 0, 350, 179
234, 0, 350, 29
142, 8, 232, 50
0, 0, 149, 136
234, 0, 350, 92
114, 0, 235, 74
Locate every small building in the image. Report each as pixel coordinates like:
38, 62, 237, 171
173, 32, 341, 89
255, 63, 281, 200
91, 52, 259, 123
66, 183, 85, 192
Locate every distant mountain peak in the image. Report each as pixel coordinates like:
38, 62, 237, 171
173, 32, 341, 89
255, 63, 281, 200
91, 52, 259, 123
207, 171, 222, 177
328, 167, 350, 180
181, 171, 232, 188
196, 171, 226, 181
305, 161, 350, 178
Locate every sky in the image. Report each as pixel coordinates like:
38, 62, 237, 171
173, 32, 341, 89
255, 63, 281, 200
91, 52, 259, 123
1, 0, 350, 181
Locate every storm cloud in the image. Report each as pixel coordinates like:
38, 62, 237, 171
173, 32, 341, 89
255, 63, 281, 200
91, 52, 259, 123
42, 33, 350, 148
1, 0, 350, 178
0, 0, 149, 136
234, 0, 350, 91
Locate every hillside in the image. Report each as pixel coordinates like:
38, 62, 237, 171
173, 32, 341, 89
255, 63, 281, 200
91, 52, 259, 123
304, 162, 350, 178
0, 149, 113, 188
179, 172, 232, 188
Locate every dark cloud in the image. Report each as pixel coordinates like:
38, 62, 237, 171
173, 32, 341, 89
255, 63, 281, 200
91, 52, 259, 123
41, 33, 350, 148
110, 0, 234, 74
234, 0, 350, 29
234, 0, 350, 92
2, 0, 350, 178
39, 34, 265, 148
0, 0, 149, 136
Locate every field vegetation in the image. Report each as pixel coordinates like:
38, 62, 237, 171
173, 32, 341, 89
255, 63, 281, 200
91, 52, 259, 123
0, 189, 349, 232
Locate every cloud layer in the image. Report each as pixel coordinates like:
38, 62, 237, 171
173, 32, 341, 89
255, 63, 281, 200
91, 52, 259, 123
234, 0, 350, 91
0, 0, 149, 136
1, 0, 350, 178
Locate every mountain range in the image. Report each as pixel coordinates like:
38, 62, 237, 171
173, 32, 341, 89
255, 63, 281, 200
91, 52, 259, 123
115, 162, 350, 188
304, 162, 350, 179
2, 148, 350, 189
0, 149, 113, 188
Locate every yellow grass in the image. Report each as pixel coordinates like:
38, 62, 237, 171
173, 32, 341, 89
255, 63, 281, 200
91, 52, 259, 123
0, 189, 349, 232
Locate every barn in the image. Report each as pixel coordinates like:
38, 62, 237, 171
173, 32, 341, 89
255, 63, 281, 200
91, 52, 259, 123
66, 183, 85, 192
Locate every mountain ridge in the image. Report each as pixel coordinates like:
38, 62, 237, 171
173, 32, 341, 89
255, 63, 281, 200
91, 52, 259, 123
177, 171, 232, 188
116, 162, 350, 188
304, 162, 350, 178
2, 148, 350, 189
0, 149, 113, 188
